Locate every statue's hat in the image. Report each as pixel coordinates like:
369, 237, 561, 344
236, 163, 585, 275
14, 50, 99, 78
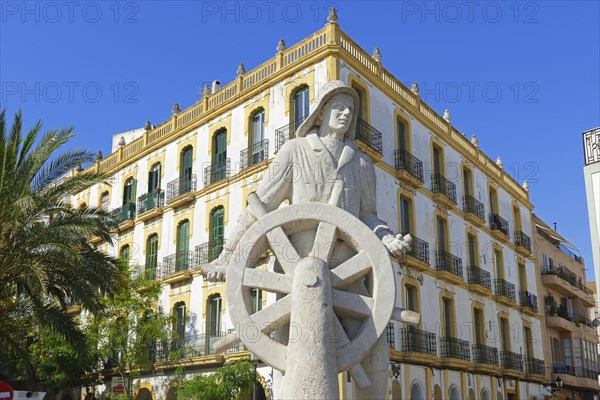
295, 80, 360, 140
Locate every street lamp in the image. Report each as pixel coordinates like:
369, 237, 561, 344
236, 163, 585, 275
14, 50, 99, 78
391, 364, 401, 379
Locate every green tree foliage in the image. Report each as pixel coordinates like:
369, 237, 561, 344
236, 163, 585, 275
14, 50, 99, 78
176, 359, 255, 400
0, 108, 125, 386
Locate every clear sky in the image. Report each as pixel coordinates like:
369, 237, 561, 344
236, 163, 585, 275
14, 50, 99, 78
1, 1, 599, 279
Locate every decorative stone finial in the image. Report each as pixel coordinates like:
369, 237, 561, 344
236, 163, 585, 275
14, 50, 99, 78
411, 82, 419, 96
118, 136, 126, 147
327, 7, 338, 23
496, 156, 503, 168
144, 121, 152, 131
75, 163, 83, 172
443, 109, 451, 123
237, 63, 246, 76
96, 151, 103, 160
172, 103, 181, 115
372, 48, 382, 62
471, 135, 479, 147
522, 180, 529, 191
277, 39, 286, 52
203, 85, 212, 97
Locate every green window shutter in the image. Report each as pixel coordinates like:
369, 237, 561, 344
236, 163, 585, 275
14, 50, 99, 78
437, 217, 446, 251
433, 147, 442, 176
214, 131, 227, 163
397, 120, 406, 151
176, 221, 190, 271
131, 179, 137, 202
468, 235, 476, 266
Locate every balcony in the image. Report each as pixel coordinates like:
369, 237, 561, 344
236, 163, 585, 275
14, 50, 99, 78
472, 344, 499, 367
435, 250, 463, 282
525, 357, 545, 376
501, 350, 523, 372
519, 290, 538, 313
401, 327, 437, 356
203, 159, 231, 187
467, 265, 492, 292
160, 251, 194, 281
111, 202, 136, 230
155, 331, 244, 363
137, 190, 165, 220
489, 213, 509, 240
514, 230, 532, 255
240, 139, 269, 171
541, 266, 595, 307
195, 239, 226, 265
431, 173, 457, 207
166, 175, 197, 206
394, 149, 424, 187
274, 117, 307, 152
131, 263, 159, 281
402, 234, 429, 270
441, 337, 471, 362
355, 117, 383, 154
494, 279, 516, 303
463, 195, 485, 226
552, 364, 600, 390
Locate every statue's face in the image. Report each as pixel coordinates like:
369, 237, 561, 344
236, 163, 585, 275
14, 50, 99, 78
322, 93, 354, 136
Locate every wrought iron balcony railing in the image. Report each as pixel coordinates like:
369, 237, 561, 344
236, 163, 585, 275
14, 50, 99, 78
161, 251, 194, 277
130, 264, 159, 281
472, 344, 499, 366
394, 149, 424, 182
155, 331, 242, 362
401, 327, 437, 356
463, 195, 485, 222
467, 265, 491, 290
441, 337, 471, 361
542, 265, 578, 287
501, 350, 523, 371
166, 175, 197, 201
112, 202, 136, 224
583, 127, 600, 166
494, 279, 516, 302
386, 322, 395, 349
240, 139, 269, 170
435, 250, 463, 278
404, 234, 429, 265
137, 190, 165, 214
203, 159, 231, 186
355, 117, 383, 154
489, 213, 509, 237
514, 230, 532, 251
195, 239, 226, 265
519, 290, 538, 312
274, 116, 308, 152
431, 173, 457, 204
525, 357, 545, 375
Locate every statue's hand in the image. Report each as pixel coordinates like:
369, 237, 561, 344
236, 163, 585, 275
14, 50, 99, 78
382, 233, 412, 257
201, 261, 227, 282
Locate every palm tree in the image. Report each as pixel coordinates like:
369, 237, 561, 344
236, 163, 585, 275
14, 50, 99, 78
0, 108, 126, 382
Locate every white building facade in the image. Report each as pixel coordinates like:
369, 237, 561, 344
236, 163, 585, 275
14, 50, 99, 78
74, 15, 549, 400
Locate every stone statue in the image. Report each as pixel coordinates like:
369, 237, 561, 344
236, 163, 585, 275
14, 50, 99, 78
202, 81, 414, 399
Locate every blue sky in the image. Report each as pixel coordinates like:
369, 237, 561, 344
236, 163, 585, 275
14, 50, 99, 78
1, 1, 599, 279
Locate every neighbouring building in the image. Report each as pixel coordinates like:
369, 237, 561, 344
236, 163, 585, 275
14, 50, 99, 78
535, 214, 600, 399
71, 10, 553, 400
583, 128, 600, 301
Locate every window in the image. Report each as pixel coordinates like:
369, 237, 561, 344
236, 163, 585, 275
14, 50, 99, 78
208, 295, 222, 337
442, 298, 454, 337
145, 234, 158, 278
562, 337, 573, 368
404, 284, 418, 312
499, 317, 509, 351
463, 167, 472, 197
100, 191, 109, 211
494, 248, 504, 279
397, 118, 407, 151
293, 85, 310, 131
352, 84, 365, 122
210, 207, 225, 261
120, 245, 130, 265
180, 147, 193, 192
173, 302, 186, 348
212, 130, 227, 181
399, 196, 413, 235
432, 144, 443, 176
467, 233, 477, 267
250, 288, 262, 314
148, 163, 161, 192
488, 187, 498, 214
473, 308, 484, 345
523, 326, 533, 358
123, 177, 136, 205
512, 205, 522, 232
250, 109, 266, 165
518, 263, 526, 292
176, 220, 190, 271
436, 216, 447, 252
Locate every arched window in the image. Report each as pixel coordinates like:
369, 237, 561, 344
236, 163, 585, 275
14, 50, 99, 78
180, 147, 193, 192
399, 195, 413, 235
481, 388, 491, 400
410, 382, 424, 400
120, 245, 130, 265
248, 109, 267, 167
148, 163, 161, 192
145, 234, 159, 280
292, 85, 310, 131
123, 177, 136, 205
208, 295, 222, 337
176, 220, 190, 271
209, 207, 225, 262
449, 385, 461, 400
212, 130, 227, 183
100, 191, 110, 212
173, 302, 186, 349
